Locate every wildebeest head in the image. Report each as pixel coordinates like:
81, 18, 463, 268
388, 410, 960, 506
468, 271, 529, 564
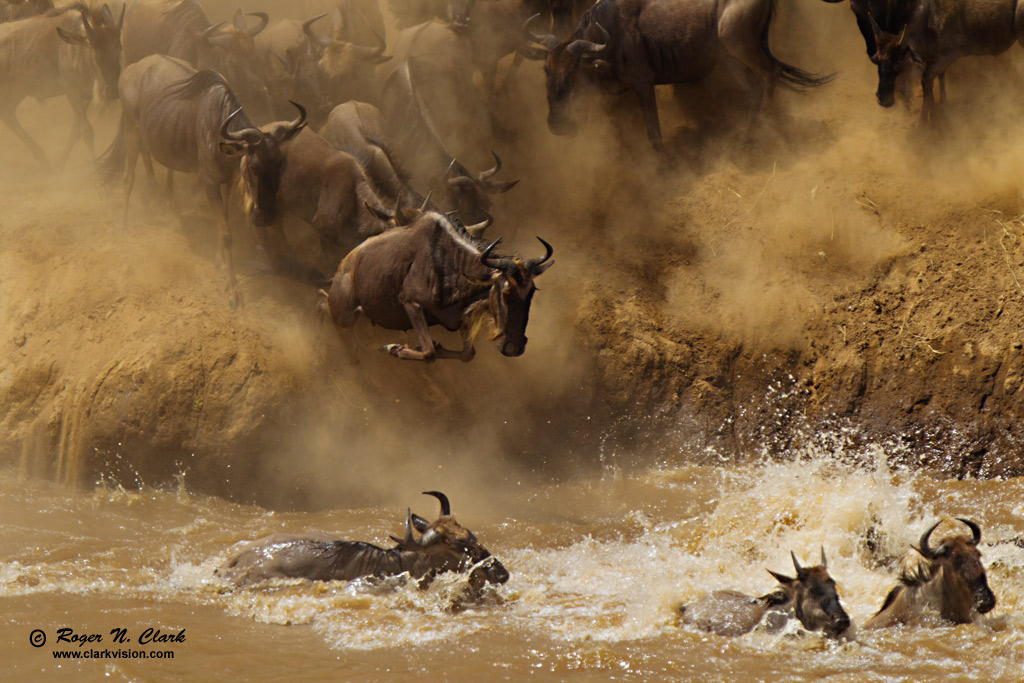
767, 548, 851, 638
435, 153, 519, 225
57, 3, 124, 101
394, 491, 510, 586
523, 14, 611, 136
219, 102, 308, 227
913, 518, 996, 616
302, 12, 389, 100
201, 9, 268, 60
869, 17, 915, 108
473, 236, 554, 357
269, 48, 333, 128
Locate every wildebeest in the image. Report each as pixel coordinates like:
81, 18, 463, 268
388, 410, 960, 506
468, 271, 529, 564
218, 491, 510, 594
0, 3, 123, 169
122, 0, 271, 119
320, 99, 519, 226
868, 0, 1024, 120
219, 115, 394, 282
524, 0, 832, 151
863, 518, 997, 629
819, 0, 917, 63
300, 11, 388, 106
0, 0, 52, 23
680, 549, 852, 638
318, 212, 553, 361
100, 55, 300, 306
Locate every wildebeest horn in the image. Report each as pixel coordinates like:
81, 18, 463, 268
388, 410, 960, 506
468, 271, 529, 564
285, 100, 308, 135
897, 24, 908, 45
219, 107, 263, 144
567, 22, 608, 57
423, 490, 451, 516
117, 3, 125, 32
271, 49, 292, 73
525, 237, 554, 271
480, 237, 504, 269
917, 519, 944, 559
303, 13, 331, 49
419, 191, 432, 211
200, 21, 226, 43
957, 517, 982, 545
404, 508, 416, 545
868, 11, 882, 37
478, 151, 502, 180
352, 24, 390, 64
245, 12, 269, 37
465, 211, 493, 239
524, 14, 558, 51
791, 551, 806, 578
820, 546, 828, 569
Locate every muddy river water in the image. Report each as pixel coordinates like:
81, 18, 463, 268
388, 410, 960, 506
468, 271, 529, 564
3, 446, 1022, 682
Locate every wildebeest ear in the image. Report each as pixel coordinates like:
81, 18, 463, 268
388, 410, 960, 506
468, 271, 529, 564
909, 47, 925, 69
56, 28, 90, 45
483, 179, 519, 195
767, 569, 795, 585
411, 514, 431, 533
219, 140, 246, 156
364, 201, 393, 222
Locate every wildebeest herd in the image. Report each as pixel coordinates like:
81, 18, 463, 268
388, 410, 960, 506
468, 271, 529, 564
5, 0, 1017, 360
221, 492, 997, 637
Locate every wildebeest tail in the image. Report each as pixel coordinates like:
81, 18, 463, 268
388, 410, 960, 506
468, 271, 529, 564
762, 0, 835, 89
96, 114, 126, 187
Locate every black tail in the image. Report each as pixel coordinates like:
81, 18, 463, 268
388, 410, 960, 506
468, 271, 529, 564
97, 114, 126, 186
762, 0, 836, 89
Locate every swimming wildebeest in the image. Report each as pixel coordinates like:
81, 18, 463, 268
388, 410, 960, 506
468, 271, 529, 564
863, 518, 997, 629
868, 0, 1024, 120
100, 55, 300, 306
0, 3, 123, 169
317, 211, 553, 362
680, 548, 852, 638
524, 0, 833, 151
218, 491, 510, 595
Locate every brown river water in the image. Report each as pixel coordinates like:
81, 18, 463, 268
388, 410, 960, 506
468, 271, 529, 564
3, 448, 1023, 682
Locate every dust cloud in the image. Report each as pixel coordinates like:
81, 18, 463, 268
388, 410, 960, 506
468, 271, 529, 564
4, 0, 1024, 511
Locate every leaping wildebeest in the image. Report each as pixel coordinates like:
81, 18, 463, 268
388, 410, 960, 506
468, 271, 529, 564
863, 518, 997, 629
317, 211, 553, 362
100, 55, 304, 306
218, 491, 510, 596
0, 3, 123, 169
680, 548, 852, 638
523, 0, 833, 151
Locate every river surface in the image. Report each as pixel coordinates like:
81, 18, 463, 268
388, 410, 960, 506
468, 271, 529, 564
2, 444, 1022, 682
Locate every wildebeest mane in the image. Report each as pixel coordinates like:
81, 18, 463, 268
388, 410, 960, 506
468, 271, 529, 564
360, 129, 413, 186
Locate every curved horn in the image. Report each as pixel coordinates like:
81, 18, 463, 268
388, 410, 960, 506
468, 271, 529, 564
791, 551, 806, 578
404, 508, 416, 545
567, 22, 608, 58
524, 14, 558, 51
285, 100, 308, 136
302, 13, 331, 49
422, 490, 451, 516
200, 20, 226, 43
525, 236, 554, 270
352, 24, 389, 63
245, 12, 269, 37
219, 107, 262, 144
478, 151, 502, 181
480, 237, 504, 269
464, 211, 493, 239
957, 518, 982, 546
419, 191, 432, 212
918, 519, 943, 559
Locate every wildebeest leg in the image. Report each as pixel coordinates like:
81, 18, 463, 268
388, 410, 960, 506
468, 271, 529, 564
57, 94, 93, 167
203, 182, 241, 308
431, 321, 476, 362
725, 59, 767, 136
384, 302, 439, 362
122, 123, 141, 232
0, 103, 49, 170
634, 84, 663, 153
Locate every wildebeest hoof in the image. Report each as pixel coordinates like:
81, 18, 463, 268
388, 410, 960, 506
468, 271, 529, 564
383, 343, 402, 356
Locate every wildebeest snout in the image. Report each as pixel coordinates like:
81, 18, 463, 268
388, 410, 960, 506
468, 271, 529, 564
471, 556, 509, 586
501, 337, 526, 357
975, 584, 997, 614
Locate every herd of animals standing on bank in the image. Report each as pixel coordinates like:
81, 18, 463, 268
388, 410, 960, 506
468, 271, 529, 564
6, 0, 1024, 359
0, 0, 1011, 641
